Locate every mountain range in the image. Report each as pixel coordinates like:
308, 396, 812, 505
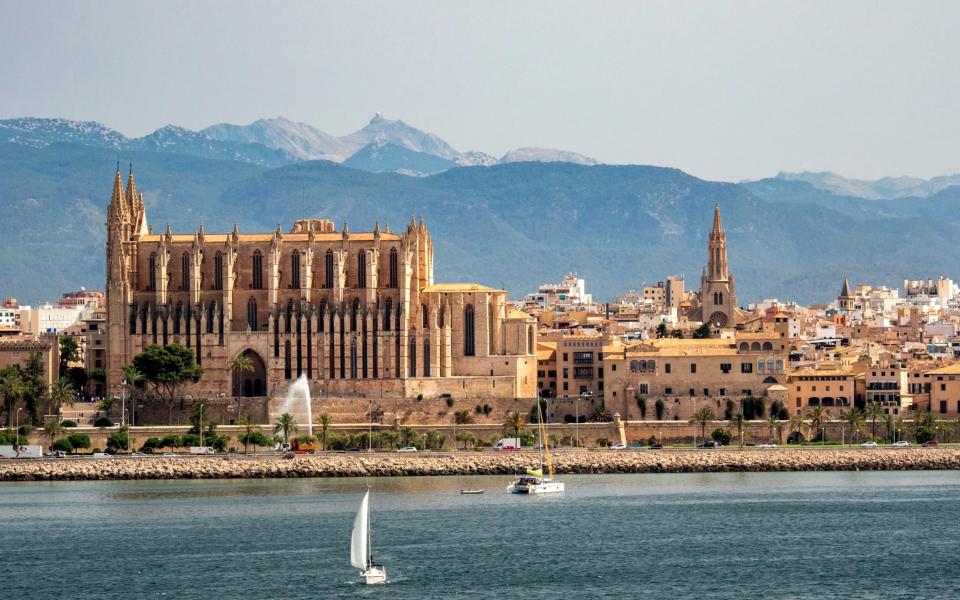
0, 114, 958, 306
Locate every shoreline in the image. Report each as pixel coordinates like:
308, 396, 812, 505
3, 448, 960, 482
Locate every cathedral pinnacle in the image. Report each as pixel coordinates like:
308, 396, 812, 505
711, 203, 724, 237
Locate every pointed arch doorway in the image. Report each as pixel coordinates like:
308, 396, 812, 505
233, 349, 268, 397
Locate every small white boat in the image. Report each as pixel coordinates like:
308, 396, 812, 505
460, 489, 485, 495
351, 490, 387, 585
508, 396, 565, 495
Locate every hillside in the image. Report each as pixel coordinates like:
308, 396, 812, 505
1, 141, 958, 305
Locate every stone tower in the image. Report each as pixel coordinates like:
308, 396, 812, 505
699, 203, 736, 327
105, 165, 147, 390
838, 277, 854, 311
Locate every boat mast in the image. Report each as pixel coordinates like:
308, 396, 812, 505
366, 492, 372, 569
541, 396, 554, 479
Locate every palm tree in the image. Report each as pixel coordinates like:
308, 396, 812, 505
883, 413, 896, 443
47, 377, 75, 417
503, 411, 525, 437
239, 415, 257, 453
840, 407, 865, 445
42, 420, 64, 446
273, 412, 299, 446
454, 410, 474, 425
316, 413, 332, 450
689, 407, 715, 443
229, 353, 255, 395
592, 404, 610, 423
789, 414, 808, 444
728, 413, 748, 448
806, 406, 830, 443
764, 413, 781, 444
864, 402, 884, 441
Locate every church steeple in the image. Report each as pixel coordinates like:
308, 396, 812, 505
706, 203, 728, 281
108, 166, 127, 224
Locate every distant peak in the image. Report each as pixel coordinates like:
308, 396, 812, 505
370, 112, 384, 123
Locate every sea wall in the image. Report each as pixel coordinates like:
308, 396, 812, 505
3, 448, 960, 482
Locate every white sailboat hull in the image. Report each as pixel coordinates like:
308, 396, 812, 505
507, 479, 565, 494
361, 565, 387, 585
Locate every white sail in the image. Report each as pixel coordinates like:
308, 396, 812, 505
350, 491, 370, 569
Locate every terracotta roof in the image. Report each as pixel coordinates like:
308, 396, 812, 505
926, 363, 960, 375
506, 309, 533, 320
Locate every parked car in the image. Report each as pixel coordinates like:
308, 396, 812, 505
648, 442, 663, 450
44, 450, 67, 459
609, 443, 627, 450
697, 440, 720, 449
922, 440, 940, 447
396, 447, 418, 453
130, 452, 148, 457
860, 441, 878, 448
161, 452, 177, 457
758, 443, 777, 449
92, 452, 112, 458
891, 441, 911, 448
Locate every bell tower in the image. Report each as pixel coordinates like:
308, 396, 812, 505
699, 203, 736, 327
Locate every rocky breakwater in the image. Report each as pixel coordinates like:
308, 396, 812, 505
2, 448, 960, 482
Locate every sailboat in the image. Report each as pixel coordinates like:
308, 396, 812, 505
507, 398, 565, 495
351, 490, 387, 584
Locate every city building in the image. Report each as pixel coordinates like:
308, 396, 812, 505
104, 168, 536, 403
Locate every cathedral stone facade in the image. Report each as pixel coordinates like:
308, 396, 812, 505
105, 169, 536, 402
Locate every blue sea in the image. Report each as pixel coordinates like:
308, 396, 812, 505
2, 471, 959, 599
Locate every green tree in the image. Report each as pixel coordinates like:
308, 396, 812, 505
454, 410, 474, 425
764, 413, 781, 444
424, 429, 445, 450
43, 420, 65, 446
228, 353, 255, 395
48, 377, 76, 417
131, 344, 204, 424
20, 352, 47, 425
864, 402, 884, 441
728, 413, 748, 448
64, 367, 88, 399
689, 407, 715, 442
455, 430, 477, 450
592, 403, 610, 422
669, 329, 684, 339
51, 438, 74, 453
316, 413, 332, 450
0, 366, 26, 427
840, 407, 865, 444
692, 323, 712, 339
273, 412, 299, 445
711, 428, 732, 445
66, 432, 91, 453
656, 321, 668, 339
106, 426, 129, 452
238, 430, 271, 452
805, 406, 830, 442
503, 411, 525, 437
58, 335, 80, 377
635, 394, 647, 420
238, 415, 258, 453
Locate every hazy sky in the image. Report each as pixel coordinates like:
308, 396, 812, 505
1, 0, 957, 181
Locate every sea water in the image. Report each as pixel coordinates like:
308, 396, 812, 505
2, 471, 959, 599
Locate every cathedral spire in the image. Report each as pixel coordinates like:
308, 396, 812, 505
109, 167, 126, 216
711, 202, 724, 237
706, 203, 728, 281
840, 277, 852, 298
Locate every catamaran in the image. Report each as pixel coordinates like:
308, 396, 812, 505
350, 490, 387, 584
507, 398, 565, 494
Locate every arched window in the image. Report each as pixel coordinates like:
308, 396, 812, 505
247, 298, 258, 331
285, 300, 294, 333
351, 298, 360, 331
488, 302, 495, 354
758, 360, 765, 372
630, 360, 639, 372
325, 249, 334, 288
751, 342, 761, 351
762, 341, 773, 351
291, 250, 300, 288
181, 253, 190, 291
206, 302, 215, 334
527, 326, 534, 354
718, 292, 723, 305
423, 339, 430, 376
766, 360, 774, 372
173, 302, 183, 335
357, 250, 366, 288
439, 306, 445, 328
214, 251, 223, 290
389, 248, 398, 288
350, 340, 358, 378
464, 304, 475, 356
775, 359, 783, 372
739, 342, 749, 352
409, 338, 417, 377
713, 292, 718, 304
384, 298, 392, 332
284, 340, 292, 380
252, 250, 263, 289
422, 304, 429, 329
129, 303, 138, 334
148, 253, 157, 291
318, 300, 327, 332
